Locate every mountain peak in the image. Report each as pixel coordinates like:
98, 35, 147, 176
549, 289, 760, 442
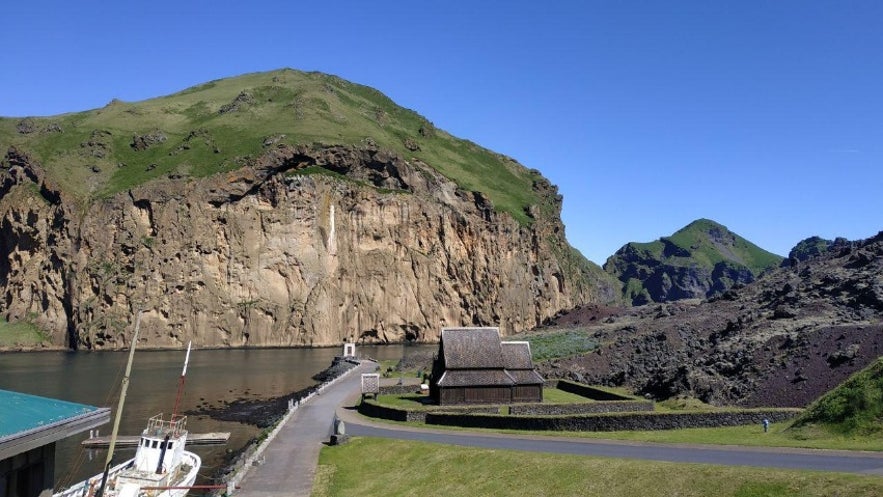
605, 219, 783, 305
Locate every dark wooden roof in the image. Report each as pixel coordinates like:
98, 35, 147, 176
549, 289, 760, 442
433, 327, 544, 390
506, 369, 545, 385
440, 327, 504, 369
436, 370, 516, 387
501, 341, 534, 370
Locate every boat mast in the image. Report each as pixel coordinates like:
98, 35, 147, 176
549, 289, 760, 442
172, 341, 192, 420
98, 309, 143, 497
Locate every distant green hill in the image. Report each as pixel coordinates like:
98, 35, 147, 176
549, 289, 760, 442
791, 357, 883, 435
604, 219, 783, 305
0, 68, 546, 225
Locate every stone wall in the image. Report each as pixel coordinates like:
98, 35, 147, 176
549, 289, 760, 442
424, 409, 801, 432
358, 399, 500, 423
550, 379, 639, 401
358, 401, 425, 422
378, 385, 424, 396
509, 400, 653, 416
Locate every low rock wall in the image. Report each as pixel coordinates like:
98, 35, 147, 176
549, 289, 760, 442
550, 379, 638, 401
510, 400, 653, 416
424, 409, 801, 432
358, 400, 500, 423
357, 401, 427, 422
378, 385, 423, 395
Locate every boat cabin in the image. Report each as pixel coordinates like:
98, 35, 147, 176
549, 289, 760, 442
113, 414, 191, 495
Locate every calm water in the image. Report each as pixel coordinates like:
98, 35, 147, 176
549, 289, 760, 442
0, 345, 417, 490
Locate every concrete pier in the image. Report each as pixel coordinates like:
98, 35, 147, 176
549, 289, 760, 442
81, 432, 230, 448
230, 361, 375, 497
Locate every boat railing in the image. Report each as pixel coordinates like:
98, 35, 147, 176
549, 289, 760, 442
144, 413, 188, 438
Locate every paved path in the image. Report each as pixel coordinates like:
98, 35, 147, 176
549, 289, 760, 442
338, 408, 883, 476
234, 361, 376, 497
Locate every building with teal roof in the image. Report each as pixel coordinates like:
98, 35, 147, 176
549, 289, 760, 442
1, 389, 109, 497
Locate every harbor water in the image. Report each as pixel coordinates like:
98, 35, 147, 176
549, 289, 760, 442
0, 345, 424, 490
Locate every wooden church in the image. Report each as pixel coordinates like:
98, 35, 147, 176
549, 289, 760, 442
429, 327, 544, 405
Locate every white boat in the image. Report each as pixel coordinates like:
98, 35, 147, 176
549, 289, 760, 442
54, 413, 201, 497
55, 312, 202, 497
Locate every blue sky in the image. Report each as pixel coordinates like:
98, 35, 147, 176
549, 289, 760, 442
3, 1, 881, 264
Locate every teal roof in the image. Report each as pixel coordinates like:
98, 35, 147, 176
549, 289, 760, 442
0, 389, 101, 438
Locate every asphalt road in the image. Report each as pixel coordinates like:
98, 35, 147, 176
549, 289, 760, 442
341, 411, 883, 476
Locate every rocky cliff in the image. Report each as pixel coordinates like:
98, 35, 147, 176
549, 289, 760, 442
0, 72, 616, 349
539, 231, 883, 407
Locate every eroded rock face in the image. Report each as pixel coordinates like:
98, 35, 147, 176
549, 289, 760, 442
0, 144, 606, 349
538, 232, 883, 407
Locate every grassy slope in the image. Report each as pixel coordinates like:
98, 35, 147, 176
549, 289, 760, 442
623, 219, 783, 273
0, 69, 544, 224
0, 317, 47, 347
790, 357, 883, 435
314, 437, 883, 497
505, 328, 599, 361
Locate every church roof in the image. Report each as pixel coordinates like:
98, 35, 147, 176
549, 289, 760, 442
434, 328, 545, 389
439, 327, 504, 369
501, 341, 534, 370
436, 369, 516, 387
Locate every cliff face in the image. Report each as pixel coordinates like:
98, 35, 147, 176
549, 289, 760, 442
0, 144, 608, 349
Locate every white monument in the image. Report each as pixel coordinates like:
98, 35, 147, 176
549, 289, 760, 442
343, 342, 355, 358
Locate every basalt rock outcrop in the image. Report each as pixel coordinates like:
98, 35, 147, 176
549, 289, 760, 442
538, 231, 883, 407
0, 142, 613, 349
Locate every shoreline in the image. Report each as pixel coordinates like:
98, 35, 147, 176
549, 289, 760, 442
192, 356, 363, 488
0, 341, 434, 354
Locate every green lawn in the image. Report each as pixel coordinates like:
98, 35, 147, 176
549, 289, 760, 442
359, 404, 882, 452
559, 422, 883, 452
375, 393, 434, 409
313, 437, 883, 497
541, 388, 594, 404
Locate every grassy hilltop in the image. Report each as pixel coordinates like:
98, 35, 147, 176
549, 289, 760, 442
0, 69, 546, 225
605, 219, 783, 304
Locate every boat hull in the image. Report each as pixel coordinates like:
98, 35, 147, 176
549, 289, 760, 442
53, 451, 201, 497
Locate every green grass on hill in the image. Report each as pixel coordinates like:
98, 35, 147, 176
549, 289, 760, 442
791, 357, 883, 436
506, 328, 599, 361
313, 437, 883, 497
621, 219, 782, 274
0, 69, 545, 224
0, 317, 48, 348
